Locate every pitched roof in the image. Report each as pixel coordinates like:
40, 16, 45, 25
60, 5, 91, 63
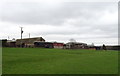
16, 37, 45, 45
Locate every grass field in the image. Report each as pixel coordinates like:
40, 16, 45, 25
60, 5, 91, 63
2, 48, 118, 74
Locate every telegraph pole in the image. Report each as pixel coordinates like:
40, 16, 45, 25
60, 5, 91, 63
29, 33, 30, 38
20, 27, 23, 47
28, 33, 30, 47
20, 27, 23, 40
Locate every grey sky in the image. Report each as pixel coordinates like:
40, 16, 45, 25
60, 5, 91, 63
0, 0, 118, 45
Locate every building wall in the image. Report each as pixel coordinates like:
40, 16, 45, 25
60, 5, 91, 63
53, 43, 64, 49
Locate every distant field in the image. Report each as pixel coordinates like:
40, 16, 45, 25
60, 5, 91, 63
2, 48, 118, 74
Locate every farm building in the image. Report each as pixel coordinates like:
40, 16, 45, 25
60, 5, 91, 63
65, 42, 88, 49
34, 42, 53, 48
105, 45, 120, 50
53, 42, 64, 49
7, 40, 16, 47
16, 37, 45, 47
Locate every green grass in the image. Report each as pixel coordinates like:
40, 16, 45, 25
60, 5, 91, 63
2, 48, 118, 74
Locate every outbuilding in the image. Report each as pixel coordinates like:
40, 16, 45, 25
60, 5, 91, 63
16, 37, 45, 47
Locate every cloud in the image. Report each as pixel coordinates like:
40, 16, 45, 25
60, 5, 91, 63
0, 2, 117, 25
0, 1, 118, 45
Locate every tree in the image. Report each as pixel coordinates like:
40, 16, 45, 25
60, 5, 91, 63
91, 43, 94, 46
69, 38, 76, 42
103, 44, 107, 50
12, 38, 15, 41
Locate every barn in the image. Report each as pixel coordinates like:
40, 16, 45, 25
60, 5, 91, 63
16, 37, 45, 47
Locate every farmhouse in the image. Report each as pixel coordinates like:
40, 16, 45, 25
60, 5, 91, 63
16, 37, 45, 47
65, 42, 88, 49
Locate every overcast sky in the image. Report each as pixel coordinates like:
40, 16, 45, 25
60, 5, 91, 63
0, 0, 119, 45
